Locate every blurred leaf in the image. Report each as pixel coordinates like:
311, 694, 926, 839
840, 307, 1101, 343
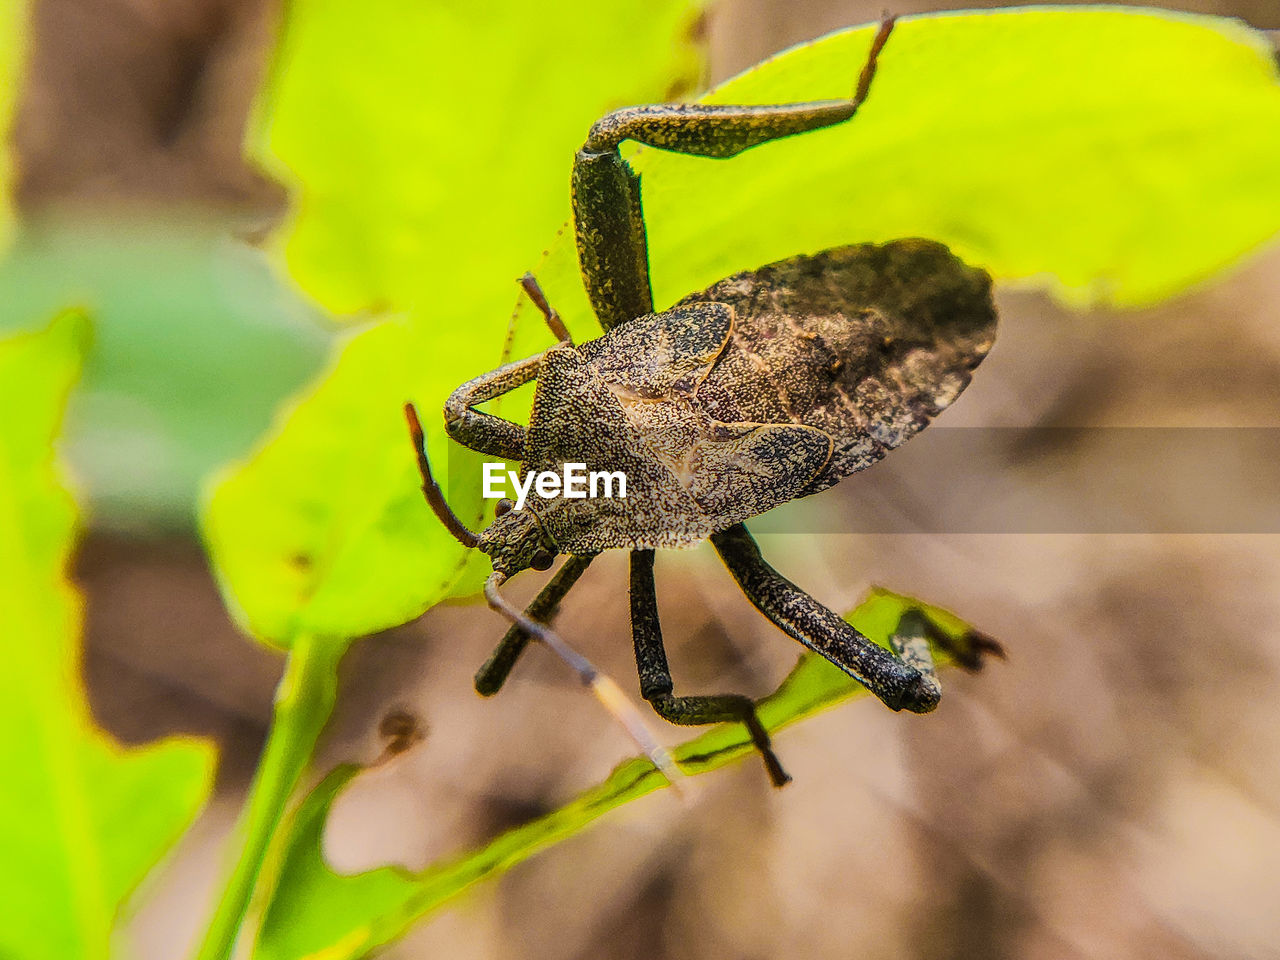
252, 588, 971, 960
205, 0, 709, 647
0, 313, 216, 960
0, 0, 27, 245
0, 218, 333, 532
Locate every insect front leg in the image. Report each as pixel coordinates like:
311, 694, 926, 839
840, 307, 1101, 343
711, 523, 942, 713
474, 554, 595, 696
572, 16, 894, 332
446, 272, 575, 459
444, 352, 546, 460
630, 549, 791, 787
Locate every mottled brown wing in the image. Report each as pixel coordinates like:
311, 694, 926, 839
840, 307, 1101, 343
524, 318, 837, 549
682, 238, 997, 497
679, 421, 833, 525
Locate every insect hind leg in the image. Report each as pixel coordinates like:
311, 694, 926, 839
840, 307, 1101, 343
712, 523, 941, 713
572, 15, 895, 332
631, 549, 791, 787
713, 526, 1004, 712
893, 606, 1005, 692
888, 609, 942, 706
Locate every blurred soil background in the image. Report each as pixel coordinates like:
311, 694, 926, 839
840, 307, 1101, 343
12, 0, 1280, 957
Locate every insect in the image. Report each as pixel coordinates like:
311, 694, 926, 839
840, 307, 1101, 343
406, 16, 1002, 786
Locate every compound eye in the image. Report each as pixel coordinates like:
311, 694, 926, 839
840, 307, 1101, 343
495, 497, 515, 517
530, 548, 555, 571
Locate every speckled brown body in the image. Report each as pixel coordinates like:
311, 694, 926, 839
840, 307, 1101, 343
513, 238, 996, 558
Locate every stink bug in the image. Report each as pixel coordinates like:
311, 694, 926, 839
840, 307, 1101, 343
407, 16, 1002, 786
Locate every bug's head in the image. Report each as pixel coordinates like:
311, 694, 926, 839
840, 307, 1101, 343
477, 498, 559, 577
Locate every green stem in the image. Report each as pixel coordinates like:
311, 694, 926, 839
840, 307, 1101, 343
193, 635, 343, 960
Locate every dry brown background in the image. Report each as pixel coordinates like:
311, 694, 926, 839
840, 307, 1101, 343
14, 0, 1280, 957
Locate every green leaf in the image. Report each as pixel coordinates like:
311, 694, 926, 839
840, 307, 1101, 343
192, 636, 343, 960
0, 313, 216, 960
0, 0, 28, 246
202, 319, 467, 647
252, 0, 706, 320
204, 0, 709, 648
670, 7, 1280, 308
253, 588, 971, 960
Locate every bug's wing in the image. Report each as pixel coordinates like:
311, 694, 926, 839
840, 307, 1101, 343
682, 239, 998, 497
678, 421, 834, 527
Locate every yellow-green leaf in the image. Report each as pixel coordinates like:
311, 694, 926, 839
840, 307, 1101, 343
204, 0, 709, 648
0, 313, 215, 960
203, 320, 480, 646
252, 0, 705, 319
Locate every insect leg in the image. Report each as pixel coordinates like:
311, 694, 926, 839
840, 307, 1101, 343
882, 609, 1006, 706
710, 523, 940, 713
444, 351, 545, 461
572, 15, 894, 332
485, 572, 685, 790
910, 609, 1006, 673
630, 549, 791, 787
474, 553, 595, 695
447, 267, 576, 458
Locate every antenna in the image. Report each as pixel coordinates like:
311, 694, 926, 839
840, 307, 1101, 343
404, 403, 479, 548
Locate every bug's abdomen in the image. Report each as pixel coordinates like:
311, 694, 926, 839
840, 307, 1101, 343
683, 239, 997, 494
